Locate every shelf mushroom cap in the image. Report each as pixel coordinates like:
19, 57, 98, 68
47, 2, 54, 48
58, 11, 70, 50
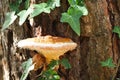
17, 35, 77, 63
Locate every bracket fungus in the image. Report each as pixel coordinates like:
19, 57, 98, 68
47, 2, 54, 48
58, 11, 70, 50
17, 35, 77, 64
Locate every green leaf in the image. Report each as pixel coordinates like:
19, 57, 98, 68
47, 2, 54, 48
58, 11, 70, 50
61, 6, 83, 36
60, 58, 71, 69
60, 0, 88, 36
9, 0, 22, 12
101, 58, 116, 68
38, 58, 70, 79
20, 58, 34, 80
77, 0, 85, 6
18, 7, 33, 25
47, 0, 60, 9
17, 0, 23, 4
24, 0, 30, 9
61, 12, 80, 36
2, 11, 17, 30
17, 10, 27, 25
41, 69, 60, 80
30, 3, 50, 18
48, 60, 59, 69
113, 26, 120, 38
68, 0, 76, 6
53, 74, 60, 80
68, 0, 85, 6
30, 0, 60, 18
9, 3, 19, 12
77, 5, 88, 15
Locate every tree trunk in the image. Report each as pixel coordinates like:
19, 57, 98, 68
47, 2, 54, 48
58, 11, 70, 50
1, 0, 120, 80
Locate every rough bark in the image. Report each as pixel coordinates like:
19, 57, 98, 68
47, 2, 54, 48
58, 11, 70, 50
1, 0, 32, 80
1, 0, 120, 80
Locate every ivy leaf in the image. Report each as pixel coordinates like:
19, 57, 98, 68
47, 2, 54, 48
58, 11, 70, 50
2, 11, 17, 31
24, 0, 30, 9
30, 0, 60, 18
47, 0, 60, 9
60, 58, 71, 69
20, 58, 34, 80
113, 26, 120, 38
60, 0, 88, 36
18, 7, 33, 25
101, 58, 116, 68
41, 69, 60, 80
61, 6, 83, 36
68, 0, 85, 7
61, 13, 80, 36
9, 0, 22, 12
9, 3, 19, 13
17, 10, 27, 25
39, 58, 70, 79
68, 0, 76, 6
76, 0, 85, 6
30, 3, 50, 18
77, 5, 88, 15
48, 60, 59, 69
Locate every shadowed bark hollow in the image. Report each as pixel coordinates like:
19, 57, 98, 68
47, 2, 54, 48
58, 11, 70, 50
1, 0, 120, 80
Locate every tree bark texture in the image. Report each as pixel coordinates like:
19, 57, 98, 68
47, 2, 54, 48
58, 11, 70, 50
1, 0, 120, 80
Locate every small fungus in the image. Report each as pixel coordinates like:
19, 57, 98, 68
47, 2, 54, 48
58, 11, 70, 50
17, 35, 77, 64
32, 54, 46, 71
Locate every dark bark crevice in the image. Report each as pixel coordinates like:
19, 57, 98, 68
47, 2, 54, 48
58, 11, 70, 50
106, 0, 115, 27
1, 29, 13, 80
7, 30, 13, 79
106, 0, 116, 61
80, 36, 90, 80
103, 0, 120, 80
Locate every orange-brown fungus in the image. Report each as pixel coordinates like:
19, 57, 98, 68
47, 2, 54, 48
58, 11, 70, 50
32, 54, 46, 71
18, 35, 77, 64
